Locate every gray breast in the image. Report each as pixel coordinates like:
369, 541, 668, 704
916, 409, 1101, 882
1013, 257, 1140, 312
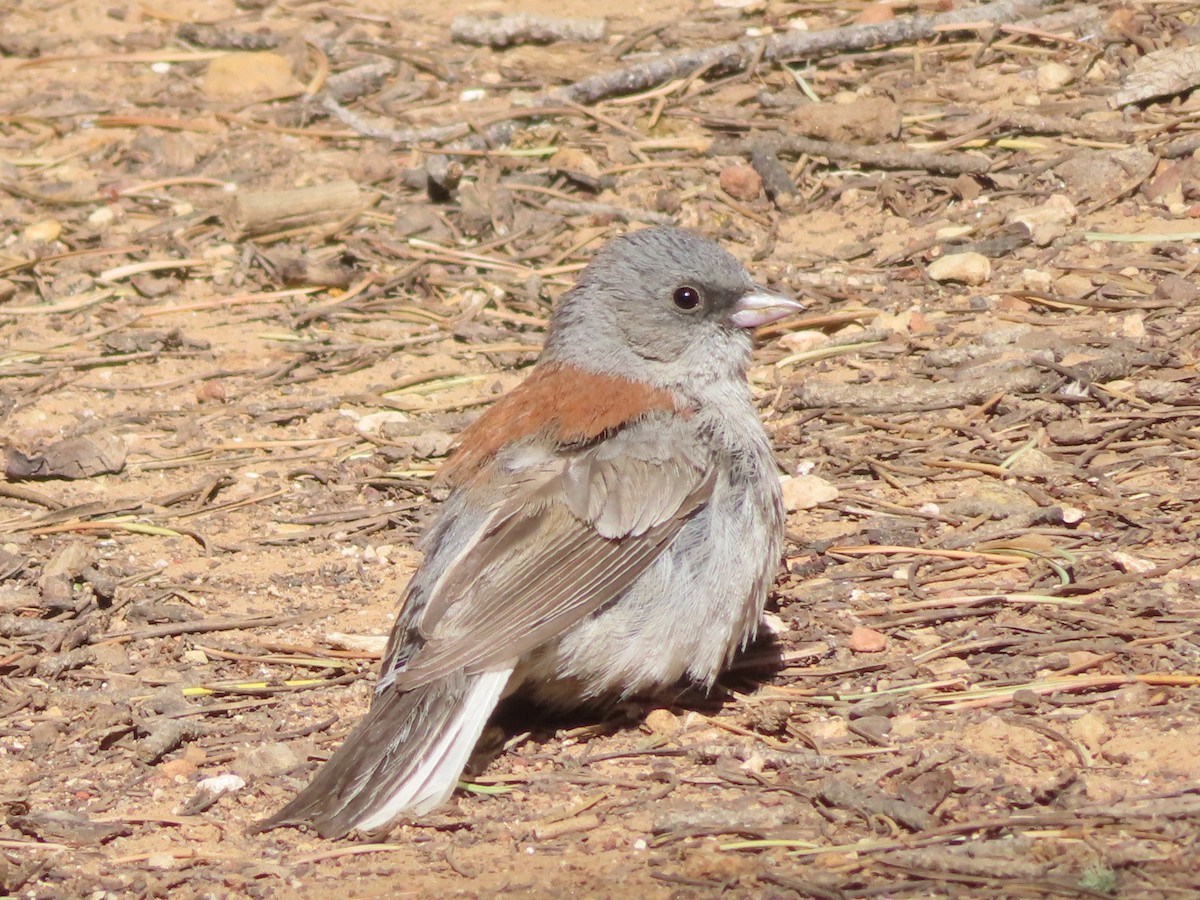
519, 410, 783, 705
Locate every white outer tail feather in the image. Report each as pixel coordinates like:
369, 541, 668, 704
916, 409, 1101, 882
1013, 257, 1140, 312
353, 667, 513, 833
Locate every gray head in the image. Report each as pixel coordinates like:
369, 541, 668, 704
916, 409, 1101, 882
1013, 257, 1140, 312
542, 227, 801, 389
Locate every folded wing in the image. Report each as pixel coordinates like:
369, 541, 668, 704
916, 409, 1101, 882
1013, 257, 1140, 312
386, 417, 714, 688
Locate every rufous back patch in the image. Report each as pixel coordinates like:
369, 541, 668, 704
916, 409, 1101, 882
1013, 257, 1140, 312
438, 363, 680, 485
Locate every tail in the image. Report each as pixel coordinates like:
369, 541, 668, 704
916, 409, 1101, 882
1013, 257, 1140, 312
256, 668, 512, 838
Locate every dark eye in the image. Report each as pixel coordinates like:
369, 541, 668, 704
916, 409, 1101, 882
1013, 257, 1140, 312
673, 286, 701, 310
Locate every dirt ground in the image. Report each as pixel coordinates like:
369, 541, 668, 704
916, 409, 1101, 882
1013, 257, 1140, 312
2, 0, 1200, 897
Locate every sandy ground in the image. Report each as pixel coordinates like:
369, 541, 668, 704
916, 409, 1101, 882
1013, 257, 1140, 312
2, 0, 1199, 897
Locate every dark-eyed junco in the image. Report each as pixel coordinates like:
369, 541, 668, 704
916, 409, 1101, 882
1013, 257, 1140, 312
259, 226, 803, 838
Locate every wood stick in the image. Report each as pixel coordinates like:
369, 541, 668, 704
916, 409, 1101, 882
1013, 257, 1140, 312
225, 180, 366, 239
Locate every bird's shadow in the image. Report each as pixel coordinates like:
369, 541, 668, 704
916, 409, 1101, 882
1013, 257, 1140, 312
471, 628, 785, 774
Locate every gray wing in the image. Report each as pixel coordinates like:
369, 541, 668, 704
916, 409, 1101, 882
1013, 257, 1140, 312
384, 418, 714, 690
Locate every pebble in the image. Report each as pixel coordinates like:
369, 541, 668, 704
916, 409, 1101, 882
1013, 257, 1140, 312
1070, 712, 1110, 753
88, 206, 116, 227
1037, 62, 1074, 92
780, 474, 838, 511
1008, 194, 1077, 245
848, 625, 887, 653
24, 219, 62, 243
233, 742, 300, 778
1021, 268, 1053, 291
644, 708, 682, 737
1008, 447, 1061, 477
1055, 273, 1094, 298
1122, 313, 1146, 339
158, 758, 197, 779
778, 330, 830, 353
719, 164, 763, 202
1110, 550, 1156, 574
196, 773, 246, 795
927, 252, 990, 285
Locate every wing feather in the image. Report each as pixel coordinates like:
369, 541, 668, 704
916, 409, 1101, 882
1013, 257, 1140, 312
386, 420, 713, 690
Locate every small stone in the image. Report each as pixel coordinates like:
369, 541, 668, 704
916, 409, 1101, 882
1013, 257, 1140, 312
91, 643, 130, 668
996, 295, 1031, 313
927, 252, 991, 285
780, 474, 839, 511
852, 715, 892, 742
644, 708, 681, 736
548, 147, 603, 187
1122, 313, 1146, 339
1021, 269, 1053, 292
1070, 712, 1109, 753
1061, 506, 1086, 524
719, 164, 763, 202
28, 722, 59, 753
893, 715, 926, 742
1037, 62, 1073, 92
158, 757, 197, 779
778, 330, 830, 353
88, 206, 116, 227
1055, 273, 1094, 298
1007, 194, 1076, 246
233, 742, 299, 779
924, 655, 970, 675
353, 410, 411, 437
907, 311, 934, 334
1013, 689, 1041, 708
739, 752, 767, 773
196, 773, 246, 795
325, 631, 389, 654
195, 380, 227, 403
1008, 447, 1060, 477
1114, 681, 1152, 711
808, 716, 848, 740
23, 219, 62, 243
848, 626, 887, 653
654, 189, 681, 215
1110, 551, 1156, 574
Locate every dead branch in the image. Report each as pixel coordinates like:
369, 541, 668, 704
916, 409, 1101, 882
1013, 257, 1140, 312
793, 348, 1171, 414
549, 0, 1053, 107
710, 134, 991, 176
323, 0, 1055, 147
451, 14, 607, 49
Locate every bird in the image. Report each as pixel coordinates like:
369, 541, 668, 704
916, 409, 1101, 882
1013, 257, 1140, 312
258, 226, 803, 839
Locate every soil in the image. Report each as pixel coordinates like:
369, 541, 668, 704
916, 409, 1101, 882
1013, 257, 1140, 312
2, 0, 1199, 897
